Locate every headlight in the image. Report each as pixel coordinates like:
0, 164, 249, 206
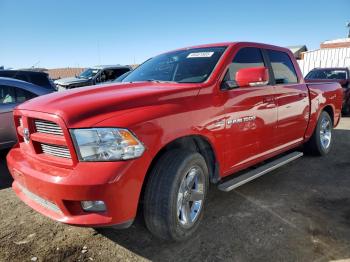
70, 128, 145, 161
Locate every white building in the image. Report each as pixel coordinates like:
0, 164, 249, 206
297, 38, 350, 76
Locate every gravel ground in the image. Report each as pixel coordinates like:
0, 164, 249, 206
0, 118, 350, 262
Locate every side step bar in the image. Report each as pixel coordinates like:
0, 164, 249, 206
218, 151, 303, 192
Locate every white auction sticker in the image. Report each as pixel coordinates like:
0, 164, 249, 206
187, 52, 214, 58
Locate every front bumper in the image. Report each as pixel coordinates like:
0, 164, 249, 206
7, 146, 151, 227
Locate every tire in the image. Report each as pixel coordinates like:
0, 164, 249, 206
304, 111, 333, 156
144, 149, 209, 241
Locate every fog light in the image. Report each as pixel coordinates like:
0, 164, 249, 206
81, 201, 106, 212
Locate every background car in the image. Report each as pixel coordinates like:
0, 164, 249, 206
0, 70, 56, 91
54, 65, 131, 90
305, 67, 350, 114
0, 77, 54, 149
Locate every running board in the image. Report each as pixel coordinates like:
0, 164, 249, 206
218, 151, 303, 192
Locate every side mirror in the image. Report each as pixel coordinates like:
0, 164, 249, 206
235, 67, 269, 88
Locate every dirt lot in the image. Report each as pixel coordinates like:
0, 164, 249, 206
0, 118, 350, 262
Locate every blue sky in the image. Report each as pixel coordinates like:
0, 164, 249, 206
0, 0, 349, 69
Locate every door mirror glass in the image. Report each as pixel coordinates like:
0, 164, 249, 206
235, 67, 269, 88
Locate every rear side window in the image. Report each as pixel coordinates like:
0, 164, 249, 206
0, 85, 16, 104
225, 47, 265, 81
30, 74, 51, 88
15, 88, 36, 103
267, 50, 298, 84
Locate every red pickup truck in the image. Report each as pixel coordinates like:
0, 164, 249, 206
7, 42, 342, 241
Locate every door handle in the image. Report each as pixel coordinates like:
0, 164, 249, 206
299, 93, 307, 98
263, 97, 275, 103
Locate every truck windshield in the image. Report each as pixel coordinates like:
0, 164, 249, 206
79, 68, 100, 79
122, 46, 226, 83
306, 69, 348, 80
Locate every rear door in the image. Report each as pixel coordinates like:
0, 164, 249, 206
222, 47, 278, 173
265, 49, 309, 147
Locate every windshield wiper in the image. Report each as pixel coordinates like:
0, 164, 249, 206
145, 79, 176, 83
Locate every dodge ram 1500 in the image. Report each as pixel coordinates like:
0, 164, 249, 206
7, 42, 343, 241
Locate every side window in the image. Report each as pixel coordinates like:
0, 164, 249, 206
114, 68, 130, 78
267, 50, 298, 84
0, 85, 16, 104
15, 88, 36, 103
99, 70, 108, 83
30, 74, 50, 88
14, 73, 29, 82
225, 47, 265, 81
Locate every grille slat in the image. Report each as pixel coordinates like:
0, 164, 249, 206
17, 183, 61, 214
35, 120, 63, 136
41, 143, 71, 159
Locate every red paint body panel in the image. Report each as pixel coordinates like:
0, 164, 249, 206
6, 42, 343, 227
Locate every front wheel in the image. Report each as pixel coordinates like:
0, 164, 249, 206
305, 111, 333, 156
143, 149, 209, 241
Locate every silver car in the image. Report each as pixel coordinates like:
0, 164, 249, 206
0, 77, 54, 149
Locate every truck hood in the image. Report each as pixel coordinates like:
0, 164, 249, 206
17, 82, 200, 127
54, 77, 89, 86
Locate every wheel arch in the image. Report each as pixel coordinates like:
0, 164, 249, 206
322, 105, 335, 125
147, 135, 220, 185
137, 134, 220, 215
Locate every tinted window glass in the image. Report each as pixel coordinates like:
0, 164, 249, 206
226, 47, 265, 81
114, 68, 130, 78
0, 85, 16, 104
100, 69, 130, 82
267, 50, 298, 84
15, 73, 29, 82
30, 74, 50, 87
305, 69, 348, 80
15, 88, 36, 103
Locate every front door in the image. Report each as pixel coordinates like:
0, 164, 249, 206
222, 47, 278, 174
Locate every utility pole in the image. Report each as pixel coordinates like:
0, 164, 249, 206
347, 22, 350, 38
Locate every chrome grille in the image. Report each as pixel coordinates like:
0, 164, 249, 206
35, 119, 63, 136
41, 143, 71, 159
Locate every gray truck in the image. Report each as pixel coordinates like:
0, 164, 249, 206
54, 65, 131, 90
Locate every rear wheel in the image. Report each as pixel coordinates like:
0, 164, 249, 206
143, 149, 209, 241
305, 111, 333, 156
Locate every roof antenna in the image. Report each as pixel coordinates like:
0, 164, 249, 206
32, 61, 40, 69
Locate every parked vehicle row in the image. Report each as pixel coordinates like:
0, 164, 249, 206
6, 42, 343, 241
